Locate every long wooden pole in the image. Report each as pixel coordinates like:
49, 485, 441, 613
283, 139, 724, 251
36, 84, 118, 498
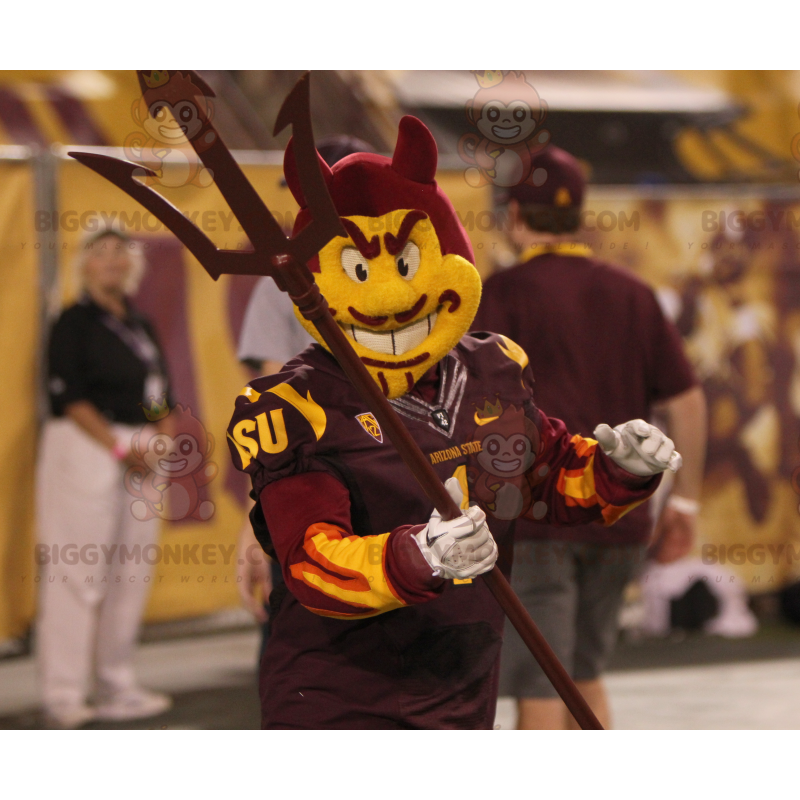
273, 254, 603, 731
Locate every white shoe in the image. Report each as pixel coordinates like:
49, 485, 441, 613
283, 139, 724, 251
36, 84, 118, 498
43, 703, 96, 729
94, 688, 172, 721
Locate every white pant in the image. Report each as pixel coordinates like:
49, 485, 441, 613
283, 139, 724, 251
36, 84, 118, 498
36, 418, 160, 709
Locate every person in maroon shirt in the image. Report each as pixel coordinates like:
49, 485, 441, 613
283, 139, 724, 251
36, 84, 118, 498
473, 145, 707, 729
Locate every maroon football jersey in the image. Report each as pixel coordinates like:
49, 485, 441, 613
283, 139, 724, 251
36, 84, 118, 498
227, 332, 658, 728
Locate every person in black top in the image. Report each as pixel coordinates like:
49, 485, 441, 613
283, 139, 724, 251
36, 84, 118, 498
36, 229, 173, 728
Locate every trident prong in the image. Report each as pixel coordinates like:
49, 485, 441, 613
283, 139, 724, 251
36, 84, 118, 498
69, 70, 346, 280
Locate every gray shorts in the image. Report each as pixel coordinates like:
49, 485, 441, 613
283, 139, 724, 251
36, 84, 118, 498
499, 539, 646, 699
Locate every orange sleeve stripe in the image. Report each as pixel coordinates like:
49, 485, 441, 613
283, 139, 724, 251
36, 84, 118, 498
288, 522, 407, 613
599, 496, 648, 526
288, 562, 375, 603
557, 452, 599, 508
570, 434, 597, 459
300, 523, 372, 592
557, 438, 645, 522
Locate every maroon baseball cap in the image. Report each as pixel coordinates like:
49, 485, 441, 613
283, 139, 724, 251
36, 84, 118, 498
498, 145, 586, 209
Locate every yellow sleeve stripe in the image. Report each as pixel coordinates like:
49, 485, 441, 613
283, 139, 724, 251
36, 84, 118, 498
267, 383, 326, 441
557, 455, 598, 507
289, 526, 406, 613
237, 385, 261, 402
497, 335, 530, 371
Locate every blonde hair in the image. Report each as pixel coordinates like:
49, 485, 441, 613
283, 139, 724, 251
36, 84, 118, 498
73, 229, 146, 297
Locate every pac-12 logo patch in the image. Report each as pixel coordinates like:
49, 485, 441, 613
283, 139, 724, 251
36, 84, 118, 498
356, 412, 383, 443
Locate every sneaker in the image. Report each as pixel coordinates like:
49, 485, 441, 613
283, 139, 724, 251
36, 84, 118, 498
43, 703, 96, 729
93, 688, 172, 721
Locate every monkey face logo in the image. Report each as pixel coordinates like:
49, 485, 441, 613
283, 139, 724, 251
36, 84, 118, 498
123, 71, 216, 189
458, 71, 551, 189
476, 99, 541, 146
142, 432, 207, 478
134, 71, 215, 149
476, 432, 535, 477
124, 404, 218, 522
144, 97, 207, 144
468, 398, 544, 519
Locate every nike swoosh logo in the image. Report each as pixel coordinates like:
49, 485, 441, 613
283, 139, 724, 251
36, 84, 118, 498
426, 529, 447, 548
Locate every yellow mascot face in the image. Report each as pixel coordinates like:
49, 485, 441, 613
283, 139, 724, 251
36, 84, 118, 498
296, 208, 482, 399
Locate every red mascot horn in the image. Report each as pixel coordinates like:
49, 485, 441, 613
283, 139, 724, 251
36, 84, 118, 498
284, 115, 474, 268
392, 116, 438, 183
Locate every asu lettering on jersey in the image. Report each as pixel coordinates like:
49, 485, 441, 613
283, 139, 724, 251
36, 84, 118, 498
429, 440, 483, 465
227, 381, 326, 470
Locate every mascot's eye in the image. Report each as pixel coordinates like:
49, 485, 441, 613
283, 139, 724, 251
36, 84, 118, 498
487, 439, 500, 455
513, 107, 527, 122
150, 103, 168, 121
179, 439, 193, 455
341, 247, 369, 282
513, 439, 527, 455
154, 440, 166, 455
396, 242, 420, 280
487, 107, 500, 122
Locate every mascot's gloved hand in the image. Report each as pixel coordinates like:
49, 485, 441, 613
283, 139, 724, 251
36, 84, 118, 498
593, 419, 682, 477
414, 478, 498, 580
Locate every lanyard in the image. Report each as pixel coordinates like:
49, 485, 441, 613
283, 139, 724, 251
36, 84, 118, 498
96, 303, 167, 403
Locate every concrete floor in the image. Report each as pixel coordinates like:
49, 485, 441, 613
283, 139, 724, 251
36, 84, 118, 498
5, 625, 800, 729
0, 630, 262, 730
496, 658, 800, 729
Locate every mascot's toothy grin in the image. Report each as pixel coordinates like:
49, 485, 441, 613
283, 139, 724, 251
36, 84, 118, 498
342, 312, 438, 356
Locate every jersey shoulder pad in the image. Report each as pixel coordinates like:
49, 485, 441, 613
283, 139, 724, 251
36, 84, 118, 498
227, 360, 328, 478
458, 331, 532, 382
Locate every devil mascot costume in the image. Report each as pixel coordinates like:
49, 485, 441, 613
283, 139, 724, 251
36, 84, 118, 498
225, 116, 680, 729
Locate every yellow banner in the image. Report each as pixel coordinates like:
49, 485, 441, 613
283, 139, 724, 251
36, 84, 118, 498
0, 163, 36, 639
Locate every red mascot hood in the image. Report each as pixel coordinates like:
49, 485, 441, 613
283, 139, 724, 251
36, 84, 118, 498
284, 115, 475, 270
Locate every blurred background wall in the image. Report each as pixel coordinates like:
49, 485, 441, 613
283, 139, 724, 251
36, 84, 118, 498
1, 70, 799, 644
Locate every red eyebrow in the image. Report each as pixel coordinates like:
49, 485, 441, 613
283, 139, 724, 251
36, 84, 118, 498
384, 210, 428, 256
341, 218, 381, 260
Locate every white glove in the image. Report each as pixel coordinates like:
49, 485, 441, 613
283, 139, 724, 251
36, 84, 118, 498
593, 419, 682, 477
414, 478, 498, 580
